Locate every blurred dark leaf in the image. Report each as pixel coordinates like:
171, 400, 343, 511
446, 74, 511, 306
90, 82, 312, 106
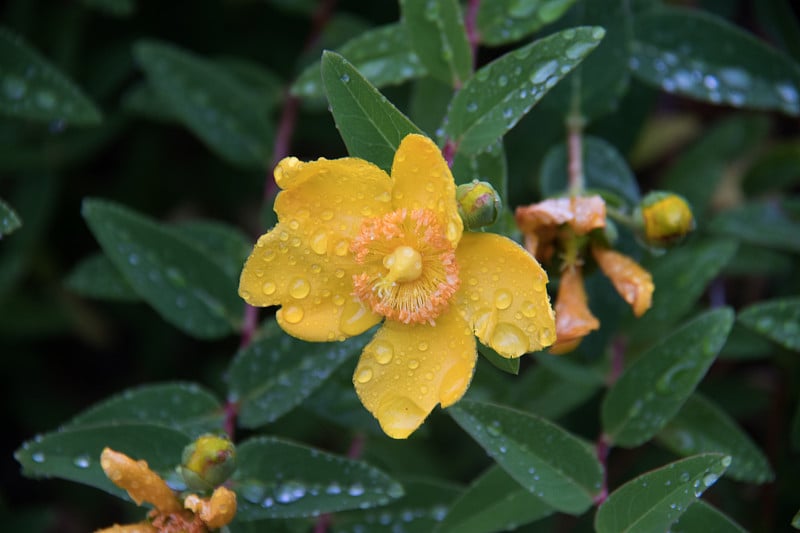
710, 200, 800, 253
81, 0, 135, 17
0, 197, 22, 236
65, 253, 138, 301
477, 0, 577, 46
670, 501, 748, 533
738, 296, 800, 352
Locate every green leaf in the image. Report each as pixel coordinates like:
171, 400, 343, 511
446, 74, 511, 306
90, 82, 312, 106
632, 239, 738, 339
292, 23, 425, 99
63, 382, 224, 438
478, 345, 520, 375
133, 40, 273, 169
218, 58, 285, 113
228, 321, 367, 428
15, 424, 190, 499
794, 507, 800, 529
333, 477, 461, 533
477, 0, 577, 46
445, 26, 604, 156
656, 394, 774, 483
743, 141, 800, 196
64, 253, 139, 301
321, 51, 422, 173
670, 501, 748, 533
409, 76, 453, 137
232, 436, 403, 520
709, 200, 800, 254
602, 308, 735, 447
81, 0, 135, 17
303, 362, 382, 433
738, 296, 800, 352
539, 135, 640, 205
0, 27, 102, 124
0, 196, 22, 236
401, 0, 471, 87
594, 454, 731, 533
82, 198, 242, 339
435, 465, 554, 533
630, 6, 800, 116
175, 219, 252, 284
449, 399, 602, 514
719, 323, 774, 361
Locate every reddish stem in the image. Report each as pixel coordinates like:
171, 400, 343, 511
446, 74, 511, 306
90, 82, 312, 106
594, 433, 612, 505
442, 138, 458, 167
465, 0, 481, 69
607, 336, 626, 386
223, 400, 239, 440
314, 433, 366, 533
566, 116, 584, 194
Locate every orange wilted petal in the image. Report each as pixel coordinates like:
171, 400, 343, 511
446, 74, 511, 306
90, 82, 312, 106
95, 523, 157, 533
184, 487, 237, 530
592, 246, 654, 317
100, 448, 181, 513
550, 266, 599, 355
569, 195, 606, 234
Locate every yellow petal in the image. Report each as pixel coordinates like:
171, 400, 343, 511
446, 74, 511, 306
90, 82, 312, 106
455, 232, 556, 356
100, 448, 181, 513
390, 134, 463, 246
353, 307, 476, 439
550, 265, 599, 355
592, 246, 654, 317
95, 523, 157, 533
184, 487, 237, 529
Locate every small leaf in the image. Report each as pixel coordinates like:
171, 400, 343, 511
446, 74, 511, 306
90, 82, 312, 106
133, 40, 273, 169
435, 465, 554, 533
738, 296, 800, 352
0, 196, 22, 236
82, 198, 242, 339
63, 382, 224, 438
65, 253, 139, 302
594, 454, 731, 533
539, 135, 640, 205
228, 321, 367, 428
602, 308, 735, 447
709, 200, 800, 253
321, 51, 422, 172
449, 399, 602, 514
292, 23, 425, 99
656, 394, 774, 483
401, 0, 471, 87
630, 7, 800, 116
15, 424, 190, 499
232, 436, 403, 520
81, 0, 135, 17
670, 501, 748, 533
0, 27, 102, 124
477, 0, 577, 46
445, 26, 604, 156
478, 345, 520, 375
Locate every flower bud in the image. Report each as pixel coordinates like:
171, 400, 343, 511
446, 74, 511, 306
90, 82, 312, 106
179, 434, 236, 492
456, 180, 502, 230
639, 191, 694, 246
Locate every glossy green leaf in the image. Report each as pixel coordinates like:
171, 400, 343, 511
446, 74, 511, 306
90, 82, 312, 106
134, 40, 272, 169
409, 76, 453, 136
232, 436, 403, 520
670, 501, 748, 533
738, 296, 800, 352
632, 239, 738, 339
449, 399, 602, 514
321, 51, 422, 172
63, 382, 224, 438
0, 197, 22, 236
723, 244, 794, 277
719, 323, 774, 361
594, 453, 731, 533
333, 478, 461, 533
64, 253, 138, 301
602, 308, 735, 447
0, 27, 102, 124
218, 58, 284, 113
15, 424, 190, 500
656, 394, 774, 483
445, 26, 604, 156
709, 200, 800, 253
175, 220, 252, 284
82, 198, 241, 339
292, 24, 425, 99
630, 7, 800, 116
478, 345, 520, 375
477, 0, 577, 46
539, 135, 640, 205
401, 0, 471, 87
228, 321, 366, 428
303, 362, 382, 433
435, 465, 554, 533
81, 0, 135, 17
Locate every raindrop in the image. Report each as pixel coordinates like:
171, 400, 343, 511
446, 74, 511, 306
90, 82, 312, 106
32, 452, 45, 463
408, 359, 419, 370
503, 108, 513, 119
491, 323, 527, 355
262, 497, 274, 508
494, 289, 513, 310
718, 67, 750, 88
282, 305, 304, 324
275, 480, 306, 503
387, 483, 404, 498
417, 342, 428, 352
776, 82, 798, 104
262, 281, 277, 295
466, 102, 478, 113
430, 504, 447, 521
530, 60, 558, 85
289, 278, 311, 299
373, 340, 394, 365
679, 471, 691, 482
487, 421, 502, 437
241, 482, 266, 504
348, 483, 365, 496
497, 75, 508, 87
721, 455, 732, 468
73, 455, 91, 469
702, 473, 718, 487
703, 74, 719, 90
128, 253, 140, 265
340, 73, 350, 83
562, 28, 576, 39
326, 482, 342, 495
356, 367, 373, 384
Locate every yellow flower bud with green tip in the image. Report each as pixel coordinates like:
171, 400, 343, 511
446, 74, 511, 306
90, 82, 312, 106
179, 434, 236, 492
456, 180, 502, 230
639, 191, 695, 246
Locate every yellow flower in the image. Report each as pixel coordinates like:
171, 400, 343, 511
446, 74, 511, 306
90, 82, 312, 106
239, 134, 556, 438
97, 448, 236, 533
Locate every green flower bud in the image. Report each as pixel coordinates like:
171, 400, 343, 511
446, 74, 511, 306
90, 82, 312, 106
179, 434, 236, 492
638, 191, 695, 246
456, 180, 502, 230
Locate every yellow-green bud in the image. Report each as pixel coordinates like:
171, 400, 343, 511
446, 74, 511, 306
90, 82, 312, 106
456, 180, 502, 230
179, 434, 236, 492
639, 191, 694, 246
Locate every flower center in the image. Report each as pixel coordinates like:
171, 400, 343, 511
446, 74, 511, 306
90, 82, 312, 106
351, 208, 459, 325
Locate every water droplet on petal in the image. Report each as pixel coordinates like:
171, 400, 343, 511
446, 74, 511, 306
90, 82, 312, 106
282, 305, 304, 324
289, 278, 311, 299
356, 367, 374, 383
408, 359, 419, 370
377, 396, 426, 438
494, 289, 513, 310
372, 340, 394, 364
262, 281, 276, 295
340, 298, 376, 335
334, 240, 350, 256
310, 231, 328, 255
417, 341, 428, 352
491, 323, 528, 356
